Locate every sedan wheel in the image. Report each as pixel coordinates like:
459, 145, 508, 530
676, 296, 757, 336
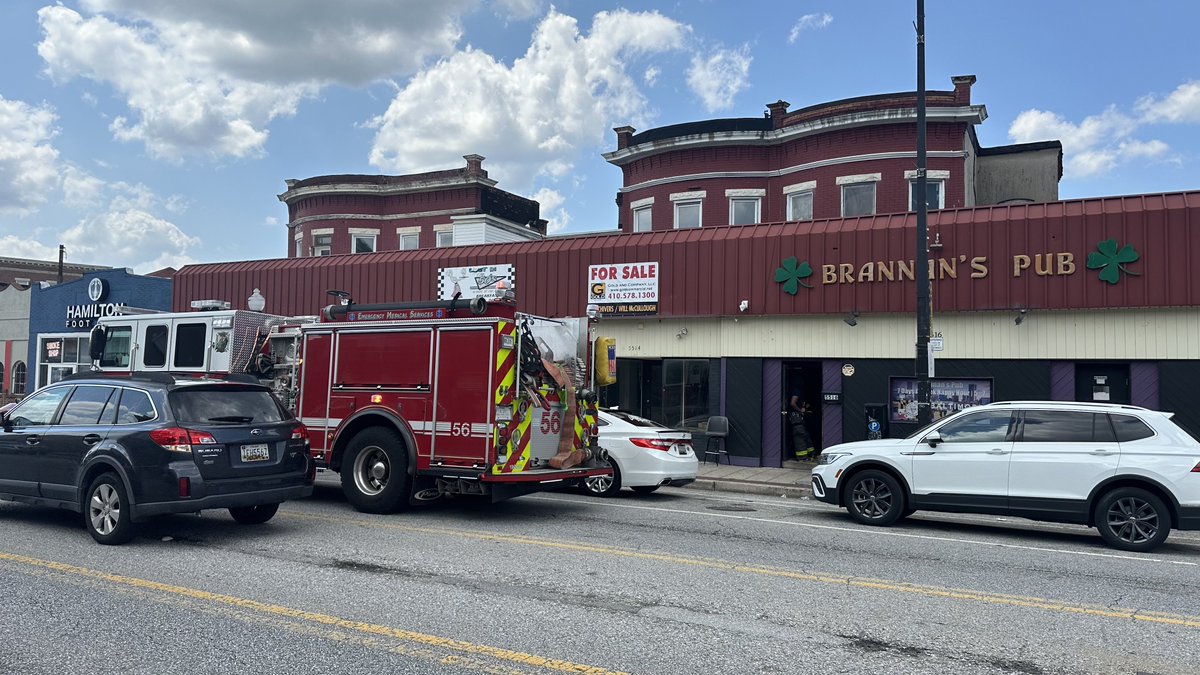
584, 461, 621, 497
844, 470, 905, 526
1096, 487, 1171, 552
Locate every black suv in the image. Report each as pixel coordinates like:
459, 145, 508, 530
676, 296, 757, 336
0, 373, 313, 544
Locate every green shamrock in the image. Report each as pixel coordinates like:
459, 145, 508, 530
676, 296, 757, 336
1086, 239, 1140, 285
773, 256, 813, 295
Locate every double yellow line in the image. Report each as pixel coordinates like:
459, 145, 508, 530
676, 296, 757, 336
0, 550, 626, 675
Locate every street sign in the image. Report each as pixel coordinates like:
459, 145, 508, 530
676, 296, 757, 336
930, 337, 944, 351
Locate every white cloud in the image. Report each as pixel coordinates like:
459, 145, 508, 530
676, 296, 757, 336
686, 46, 752, 113
61, 207, 199, 273
36, 1, 477, 161
644, 66, 661, 86
530, 187, 569, 233
62, 166, 107, 208
368, 8, 688, 198
1008, 106, 1168, 178
1136, 80, 1200, 123
0, 96, 60, 216
0, 236, 58, 260
494, 0, 543, 22
788, 13, 833, 43
264, 216, 278, 227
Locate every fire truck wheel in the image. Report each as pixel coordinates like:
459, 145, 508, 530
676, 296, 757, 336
583, 460, 621, 497
341, 427, 412, 513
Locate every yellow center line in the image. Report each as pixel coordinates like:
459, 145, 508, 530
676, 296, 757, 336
286, 510, 1200, 630
0, 551, 627, 675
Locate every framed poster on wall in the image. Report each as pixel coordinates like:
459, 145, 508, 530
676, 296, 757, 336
890, 377, 993, 423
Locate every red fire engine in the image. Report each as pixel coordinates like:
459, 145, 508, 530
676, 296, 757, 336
89, 292, 613, 512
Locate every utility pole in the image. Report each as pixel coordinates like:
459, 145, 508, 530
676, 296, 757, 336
914, 0, 932, 426
57, 244, 65, 285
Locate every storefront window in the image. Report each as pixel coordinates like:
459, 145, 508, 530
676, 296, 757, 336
661, 359, 713, 431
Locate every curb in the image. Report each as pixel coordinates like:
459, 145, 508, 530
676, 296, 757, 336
686, 478, 809, 499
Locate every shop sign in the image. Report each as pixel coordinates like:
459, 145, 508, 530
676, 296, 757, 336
65, 302, 126, 329
587, 262, 658, 316
438, 264, 516, 301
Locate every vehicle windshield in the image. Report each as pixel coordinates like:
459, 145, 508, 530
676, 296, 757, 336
606, 410, 668, 429
169, 386, 289, 425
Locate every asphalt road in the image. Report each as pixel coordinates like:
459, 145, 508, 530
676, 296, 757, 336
1, 477, 1197, 675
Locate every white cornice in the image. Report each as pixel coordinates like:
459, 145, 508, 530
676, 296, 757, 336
277, 175, 498, 204
449, 213, 545, 239
603, 105, 986, 166
617, 150, 965, 193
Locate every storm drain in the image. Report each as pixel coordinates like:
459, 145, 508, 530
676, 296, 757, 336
706, 504, 758, 512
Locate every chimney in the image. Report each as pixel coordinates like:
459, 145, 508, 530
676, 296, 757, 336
463, 154, 486, 177
613, 126, 636, 150
951, 75, 977, 105
766, 100, 790, 129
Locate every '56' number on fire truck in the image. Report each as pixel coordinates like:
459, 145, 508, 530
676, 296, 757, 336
539, 411, 562, 435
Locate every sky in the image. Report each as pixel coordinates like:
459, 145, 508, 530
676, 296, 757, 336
0, 1, 1197, 273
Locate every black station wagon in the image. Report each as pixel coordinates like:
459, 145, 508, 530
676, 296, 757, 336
0, 373, 313, 544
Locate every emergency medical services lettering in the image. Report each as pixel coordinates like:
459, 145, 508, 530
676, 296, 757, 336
346, 309, 445, 322
65, 302, 126, 328
816, 253, 1078, 286
587, 262, 659, 316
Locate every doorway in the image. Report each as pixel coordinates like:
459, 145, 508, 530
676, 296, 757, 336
782, 361, 823, 458
1075, 363, 1131, 405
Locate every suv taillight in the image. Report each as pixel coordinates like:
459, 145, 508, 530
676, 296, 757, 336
1192, 461, 1200, 473
630, 438, 674, 451
292, 423, 308, 441
149, 427, 216, 453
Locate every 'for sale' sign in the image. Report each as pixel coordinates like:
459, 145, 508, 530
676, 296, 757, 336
587, 262, 658, 316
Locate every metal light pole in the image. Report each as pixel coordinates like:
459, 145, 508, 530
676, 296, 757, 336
914, 0, 932, 426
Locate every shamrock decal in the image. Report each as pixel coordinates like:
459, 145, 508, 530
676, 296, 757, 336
1086, 239, 1140, 285
774, 256, 813, 295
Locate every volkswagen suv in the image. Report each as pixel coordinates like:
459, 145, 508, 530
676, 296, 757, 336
0, 373, 313, 545
811, 401, 1200, 551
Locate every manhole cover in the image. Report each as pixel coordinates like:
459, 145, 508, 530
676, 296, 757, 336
706, 504, 757, 512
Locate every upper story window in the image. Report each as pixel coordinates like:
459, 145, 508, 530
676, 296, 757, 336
783, 181, 816, 221
399, 233, 419, 250
352, 234, 377, 254
837, 173, 880, 218
726, 189, 764, 226
906, 169, 949, 211
312, 234, 332, 257
294, 238, 302, 257
11, 362, 25, 395
670, 191, 705, 229
437, 230, 454, 247
630, 196, 654, 233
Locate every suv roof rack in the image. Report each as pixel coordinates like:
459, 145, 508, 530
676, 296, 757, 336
982, 400, 1151, 412
60, 371, 177, 386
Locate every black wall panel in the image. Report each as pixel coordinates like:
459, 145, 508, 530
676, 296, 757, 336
724, 358, 763, 457
1159, 361, 1200, 439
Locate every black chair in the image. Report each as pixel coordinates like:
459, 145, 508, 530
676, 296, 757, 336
702, 416, 730, 464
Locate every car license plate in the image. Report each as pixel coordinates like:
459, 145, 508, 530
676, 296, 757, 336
240, 444, 270, 462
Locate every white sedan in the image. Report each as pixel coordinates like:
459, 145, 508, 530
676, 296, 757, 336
584, 410, 698, 497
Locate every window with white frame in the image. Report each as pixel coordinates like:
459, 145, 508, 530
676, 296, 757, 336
633, 206, 652, 232
294, 238, 302, 257
670, 191, 705, 229
906, 169, 949, 211
11, 362, 25, 395
784, 181, 816, 221
726, 189, 763, 226
838, 174, 880, 217
437, 230, 454, 247
399, 233, 419, 250
312, 234, 332, 256
352, 234, 377, 254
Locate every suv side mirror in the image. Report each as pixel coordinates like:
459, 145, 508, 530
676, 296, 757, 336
924, 431, 942, 448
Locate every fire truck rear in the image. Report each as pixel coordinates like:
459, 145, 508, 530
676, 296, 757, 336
284, 295, 612, 512
90, 294, 613, 512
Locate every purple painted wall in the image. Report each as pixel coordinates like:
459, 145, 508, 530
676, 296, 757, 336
822, 360, 844, 447
1050, 362, 1074, 401
1130, 362, 1160, 409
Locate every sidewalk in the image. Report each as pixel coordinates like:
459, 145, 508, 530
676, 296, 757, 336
686, 458, 815, 499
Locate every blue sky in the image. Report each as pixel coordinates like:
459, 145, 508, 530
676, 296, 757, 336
0, 1, 1196, 272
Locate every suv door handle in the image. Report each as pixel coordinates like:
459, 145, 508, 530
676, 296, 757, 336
25, 435, 40, 446
83, 434, 103, 446
1090, 450, 1115, 456
986, 449, 1009, 455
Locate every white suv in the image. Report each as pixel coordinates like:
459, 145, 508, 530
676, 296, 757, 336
811, 401, 1200, 552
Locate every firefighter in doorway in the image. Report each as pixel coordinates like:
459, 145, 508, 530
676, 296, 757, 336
788, 387, 815, 461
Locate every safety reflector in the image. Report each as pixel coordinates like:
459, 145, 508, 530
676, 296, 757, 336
371, 394, 383, 403
179, 477, 191, 498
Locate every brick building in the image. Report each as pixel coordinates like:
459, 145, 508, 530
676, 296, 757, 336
604, 75, 1062, 233
280, 155, 548, 257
